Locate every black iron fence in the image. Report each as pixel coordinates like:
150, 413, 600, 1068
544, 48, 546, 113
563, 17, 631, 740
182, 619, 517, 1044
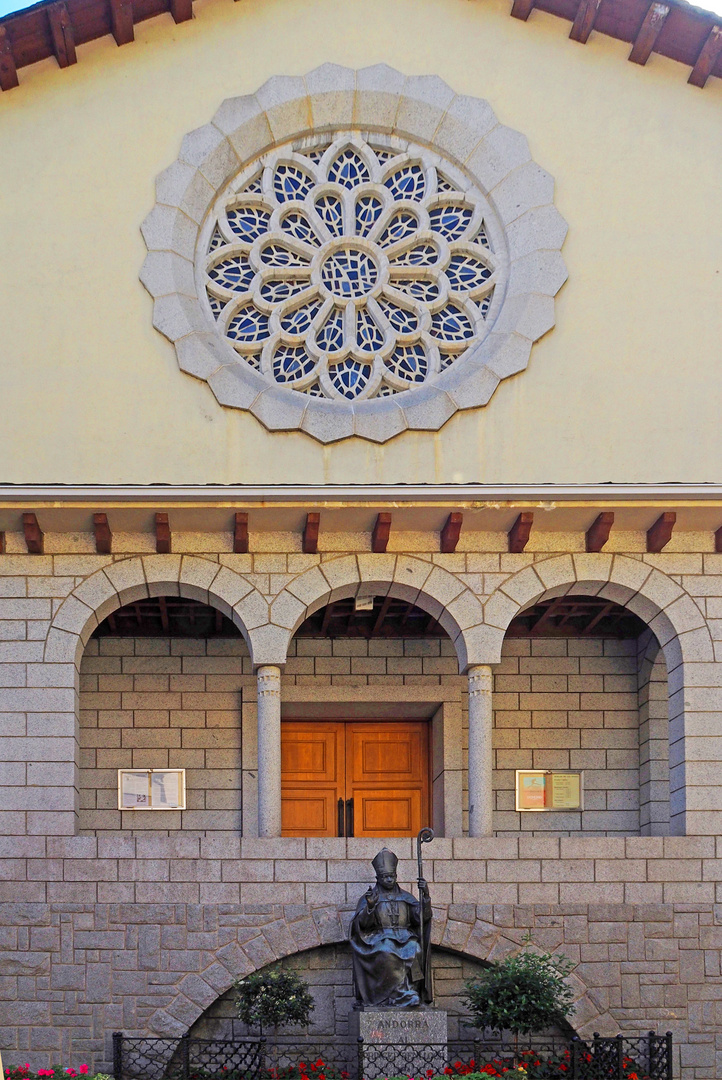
112, 1030, 673, 1080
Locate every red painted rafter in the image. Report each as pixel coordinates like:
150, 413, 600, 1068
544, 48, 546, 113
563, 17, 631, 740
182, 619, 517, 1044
440, 512, 463, 554
22, 513, 44, 554
508, 512, 533, 554
47, 2, 76, 67
629, 1, 669, 64
0, 26, 19, 90
688, 24, 722, 88
155, 512, 171, 554
234, 512, 249, 554
372, 513, 391, 554
303, 512, 320, 555
647, 511, 676, 553
93, 512, 112, 555
586, 512, 614, 552
569, 0, 603, 43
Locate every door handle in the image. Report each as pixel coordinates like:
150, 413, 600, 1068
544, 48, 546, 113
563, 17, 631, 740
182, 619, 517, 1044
346, 798, 354, 838
337, 798, 345, 837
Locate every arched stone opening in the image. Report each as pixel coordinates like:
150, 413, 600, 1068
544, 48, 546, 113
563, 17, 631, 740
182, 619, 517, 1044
482, 554, 714, 835
493, 593, 670, 837
188, 943, 575, 1046
42, 555, 267, 835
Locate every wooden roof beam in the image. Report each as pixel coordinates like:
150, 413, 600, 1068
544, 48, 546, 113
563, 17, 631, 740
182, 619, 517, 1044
234, 512, 249, 554
688, 25, 722, 88
0, 27, 19, 91
570, 0, 603, 43
155, 512, 171, 554
47, 2, 77, 67
109, 0, 134, 46
23, 513, 44, 555
0, 531, 5, 555
586, 512, 614, 552
93, 513, 112, 555
509, 512, 533, 554
629, 2, 669, 65
303, 512, 320, 555
372, 512, 392, 554
510, 0, 536, 20
169, 0, 193, 23
373, 596, 393, 635
158, 595, 170, 633
647, 511, 675, 553
440, 512, 462, 554
715, 525, 722, 554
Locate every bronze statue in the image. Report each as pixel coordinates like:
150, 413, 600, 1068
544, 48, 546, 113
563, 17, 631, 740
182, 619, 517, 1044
349, 844, 433, 1008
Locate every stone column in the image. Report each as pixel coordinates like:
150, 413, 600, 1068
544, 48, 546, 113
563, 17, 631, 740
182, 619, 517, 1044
467, 664, 494, 837
256, 665, 282, 838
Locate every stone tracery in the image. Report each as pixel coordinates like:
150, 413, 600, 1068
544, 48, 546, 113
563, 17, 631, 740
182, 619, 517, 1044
201, 135, 502, 401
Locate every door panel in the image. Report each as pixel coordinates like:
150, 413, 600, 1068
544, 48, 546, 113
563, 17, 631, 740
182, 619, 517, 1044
281, 719, 429, 837
347, 722, 429, 837
281, 722, 344, 837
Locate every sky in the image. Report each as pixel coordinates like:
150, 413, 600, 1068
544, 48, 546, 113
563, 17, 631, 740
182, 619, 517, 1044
0, 0, 721, 32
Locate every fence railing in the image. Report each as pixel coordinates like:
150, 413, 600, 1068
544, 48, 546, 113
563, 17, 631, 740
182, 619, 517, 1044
112, 1030, 673, 1080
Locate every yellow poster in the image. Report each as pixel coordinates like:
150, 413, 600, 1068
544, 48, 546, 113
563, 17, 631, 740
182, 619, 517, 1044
518, 772, 547, 810
551, 773, 581, 809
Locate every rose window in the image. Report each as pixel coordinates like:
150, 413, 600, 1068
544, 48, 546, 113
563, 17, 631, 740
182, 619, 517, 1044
200, 134, 504, 401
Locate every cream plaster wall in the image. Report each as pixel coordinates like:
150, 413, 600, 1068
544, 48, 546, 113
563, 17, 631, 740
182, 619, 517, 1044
1, 0, 721, 483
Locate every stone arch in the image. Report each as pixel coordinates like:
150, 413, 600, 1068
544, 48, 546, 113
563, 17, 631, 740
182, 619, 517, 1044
147, 905, 611, 1040
482, 553, 715, 835
43, 554, 270, 667
260, 554, 492, 672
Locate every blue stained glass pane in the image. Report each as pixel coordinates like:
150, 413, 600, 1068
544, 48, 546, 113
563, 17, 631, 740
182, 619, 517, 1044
208, 227, 225, 253
281, 211, 322, 246
259, 244, 311, 268
315, 194, 344, 238
273, 345, 315, 383
273, 164, 314, 203
356, 308, 385, 353
355, 196, 384, 236
445, 254, 492, 293
431, 304, 474, 343
260, 278, 309, 303
208, 254, 254, 292
227, 305, 270, 342
391, 277, 441, 303
379, 211, 419, 247
328, 149, 370, 189
378, 300, 419, 335
428, 204, 474, 241
226, 205, 272, 242
329, 358, 370, 399
384, 164, 425, 202
281, 300, 323, 335
390, 243, 438, 267
206, 291, 223, 319
321, 248, 378, 298
316, 308, 345, 353
385, 343, 428, 383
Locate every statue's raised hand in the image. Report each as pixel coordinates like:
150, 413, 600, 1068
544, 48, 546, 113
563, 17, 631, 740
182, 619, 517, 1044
365, 886, 377, 910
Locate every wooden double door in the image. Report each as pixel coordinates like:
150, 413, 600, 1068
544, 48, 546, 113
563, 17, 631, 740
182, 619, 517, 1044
281, 720, 430, 837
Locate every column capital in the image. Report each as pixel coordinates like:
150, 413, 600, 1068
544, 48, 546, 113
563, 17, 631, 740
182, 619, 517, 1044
468, 664, 493, 695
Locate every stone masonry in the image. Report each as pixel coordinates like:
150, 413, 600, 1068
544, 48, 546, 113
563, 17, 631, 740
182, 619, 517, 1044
2, 535, 722, 1080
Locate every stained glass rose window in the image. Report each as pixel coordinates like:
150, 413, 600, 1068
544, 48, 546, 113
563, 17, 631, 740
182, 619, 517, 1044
199, 134, 504, 401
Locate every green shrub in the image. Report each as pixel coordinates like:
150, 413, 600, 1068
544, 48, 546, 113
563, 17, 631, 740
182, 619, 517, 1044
233, 967, 315, 1036
461, 942, 576, 1038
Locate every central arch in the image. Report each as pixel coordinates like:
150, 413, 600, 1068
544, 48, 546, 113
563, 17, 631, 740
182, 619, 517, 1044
260, 554, 491, 672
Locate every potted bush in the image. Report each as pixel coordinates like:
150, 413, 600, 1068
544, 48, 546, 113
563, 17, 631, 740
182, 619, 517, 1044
461, 941, 576, 1065
233, 966, 315, 1039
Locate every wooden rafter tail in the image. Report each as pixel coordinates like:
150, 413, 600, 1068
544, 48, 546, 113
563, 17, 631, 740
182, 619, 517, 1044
628, 2, 669, 65
109, 0, 134, 45
508, 512, 533, 554
372, 512, 392, 554
303, 512, 320, 555
586, 512, 614, 553
646, 511, 676, 553
93, 513, 112, 555
169, 0, 193, 24
714, 525, 722, 554
0, 531, 5, 554
0, 26, 19, 91
440, 512, 462, 554
510, 0, 535, 20
234, 512, 249, 554
22, 513, 44, 555
688, 24, 722, 88
569, 0, 602, 43
47, 2, 77, 67
155, 512, 171, 554
158, 594, 170, 632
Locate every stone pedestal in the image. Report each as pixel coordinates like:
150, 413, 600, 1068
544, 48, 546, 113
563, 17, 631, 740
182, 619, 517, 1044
350, 1008, 448, 1079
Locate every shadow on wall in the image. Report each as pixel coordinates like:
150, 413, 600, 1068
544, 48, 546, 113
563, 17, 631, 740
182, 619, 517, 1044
188, 943, 574, 1043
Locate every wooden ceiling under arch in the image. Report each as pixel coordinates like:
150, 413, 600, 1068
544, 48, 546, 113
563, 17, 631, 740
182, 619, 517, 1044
93, 593, 648, 639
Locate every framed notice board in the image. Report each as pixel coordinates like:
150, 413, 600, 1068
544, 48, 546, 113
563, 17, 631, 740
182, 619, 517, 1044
118, 769, 186, 810
515, 770, 583, 812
